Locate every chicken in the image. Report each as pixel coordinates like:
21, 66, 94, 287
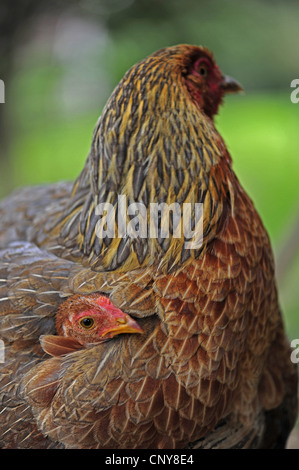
40, 293, 143, 357
0, 44, 297, 449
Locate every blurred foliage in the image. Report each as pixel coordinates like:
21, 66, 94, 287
0, 0, 298, 342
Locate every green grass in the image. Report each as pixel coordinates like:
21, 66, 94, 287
217, 92, 299, 243
217, 92, 299, 340
10, 113, 97, 187
4, 91, 299, 339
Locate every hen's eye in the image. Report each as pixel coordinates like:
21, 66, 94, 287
79, 317, 95, 329
198, 65, 208, 77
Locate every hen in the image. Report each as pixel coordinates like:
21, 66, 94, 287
40, 293, 143, 357
0, 45, 297, 449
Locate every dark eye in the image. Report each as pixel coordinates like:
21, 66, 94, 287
79, 317, 95, 329
198, 64, 208, 77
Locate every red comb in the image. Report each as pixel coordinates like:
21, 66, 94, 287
96, 295, 112, 306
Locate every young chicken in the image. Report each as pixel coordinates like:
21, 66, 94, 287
40, 293, 143, 356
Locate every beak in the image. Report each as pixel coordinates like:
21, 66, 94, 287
102, 315, 143, 338
221, 74, 243, 94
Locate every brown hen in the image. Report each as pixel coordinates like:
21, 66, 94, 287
0, 45, 297, 449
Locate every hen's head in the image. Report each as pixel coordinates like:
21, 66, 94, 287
55, 293, 143, 346
107, 44, 243, 121
182, 46, 243, 117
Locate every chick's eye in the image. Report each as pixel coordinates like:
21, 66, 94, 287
79, 317, 95, 329
198, 64, 208, 77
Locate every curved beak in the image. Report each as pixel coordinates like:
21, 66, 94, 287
221, 74, 243, 94
102, 315, 143, 338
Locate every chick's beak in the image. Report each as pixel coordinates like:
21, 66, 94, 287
102, 314, 143, 338
221, 74, 243, 94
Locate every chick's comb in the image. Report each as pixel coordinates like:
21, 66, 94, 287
96, 295, 112, 306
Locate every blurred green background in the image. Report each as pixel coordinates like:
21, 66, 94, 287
0, 1, 298, 350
